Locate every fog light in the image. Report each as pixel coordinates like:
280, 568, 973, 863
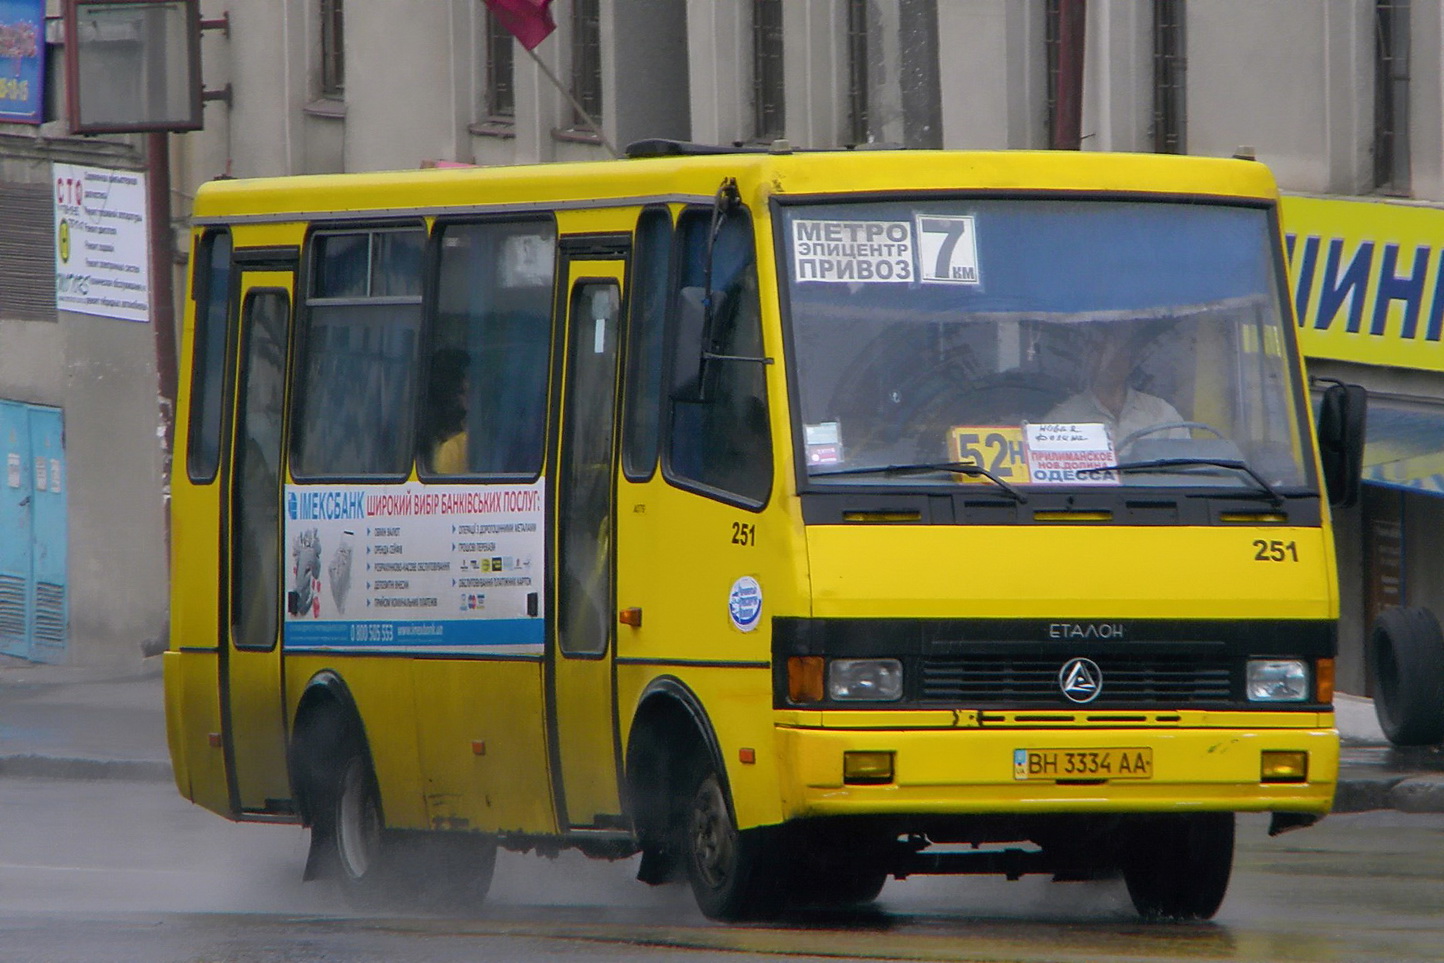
1247, 659, 1309, 702
828, 659, 904, 701
843, 750, 894, 785
1261, 750, 1308, 783
788, 656, 824, 703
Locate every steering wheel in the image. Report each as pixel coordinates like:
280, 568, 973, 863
1117, 420, 1226, 452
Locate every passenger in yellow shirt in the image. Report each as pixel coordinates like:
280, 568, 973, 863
423, 347, 470, 474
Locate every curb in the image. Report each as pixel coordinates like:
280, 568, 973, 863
1332, 771, 1444, 814
1388, 777, 1444, 813
0, 754, 172, 783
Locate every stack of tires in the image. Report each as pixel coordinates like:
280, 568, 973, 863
1370, 606, 1444, 746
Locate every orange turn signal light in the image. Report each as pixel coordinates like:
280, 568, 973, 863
1315, 658, 1335, 704
787, 656, 824, 703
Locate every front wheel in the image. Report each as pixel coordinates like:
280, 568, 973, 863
1121, 812, 1234, 920
682, 766, 780, 921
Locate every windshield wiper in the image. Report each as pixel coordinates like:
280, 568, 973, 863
811, 461, 1028, 503
1083, 457, 1284, 507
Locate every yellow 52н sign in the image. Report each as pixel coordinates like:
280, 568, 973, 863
1283, 194, 1444, 374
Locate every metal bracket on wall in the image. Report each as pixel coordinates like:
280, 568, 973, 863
200, 12, 230, 37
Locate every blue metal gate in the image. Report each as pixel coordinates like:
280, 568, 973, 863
0, 401, 67, 663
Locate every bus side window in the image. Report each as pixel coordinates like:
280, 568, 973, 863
664, 207, 772, 506
291, 227, 426, 478
186, 229, 233, 483
622, 206, 673, 480
424, 219, 557, 477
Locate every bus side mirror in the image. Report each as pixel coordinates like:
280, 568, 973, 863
1316, 381, 1366, 508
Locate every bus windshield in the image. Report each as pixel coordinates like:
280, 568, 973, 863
780, 198, 1311, 495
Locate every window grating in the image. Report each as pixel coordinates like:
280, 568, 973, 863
0, 182, 57, 321
1151, 0, 1186, 154
319, 0, 344, 98
846, 0, 869, 145
752, 0, 785, 142
1374, 0, 1410, 194
570, 0, 602, 130
1044, 0, 1061, 145
485, 9, 515, 119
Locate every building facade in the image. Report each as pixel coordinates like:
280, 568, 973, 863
3, 0, 1443, 685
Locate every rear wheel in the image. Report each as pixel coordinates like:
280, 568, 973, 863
1121, 813, 1234, 920
682, 765, 780, 921
332, 752, 394, 907
327, 749, 498, 913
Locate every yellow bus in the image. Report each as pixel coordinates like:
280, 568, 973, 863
164, 143, 1363, 921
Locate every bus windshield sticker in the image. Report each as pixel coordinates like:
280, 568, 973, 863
804, 421, 843, 466
282, 480, 547, 654
915, 214, 980, 284
1022, 423, 1120, 485
728, 576, 763, 632
948, 426, 1026, 483
792, 219, 915, 284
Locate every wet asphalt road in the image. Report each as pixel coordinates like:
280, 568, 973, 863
1, 776, 1441, 963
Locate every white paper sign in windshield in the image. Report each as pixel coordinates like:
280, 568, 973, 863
915, 215, 980, 284
1023, 423, 1120, 485
792, 219, 915, 283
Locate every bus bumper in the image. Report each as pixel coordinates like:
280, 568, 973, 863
772, 719, 1338, 819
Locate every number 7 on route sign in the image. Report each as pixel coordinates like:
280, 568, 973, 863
916, 215, 980, 284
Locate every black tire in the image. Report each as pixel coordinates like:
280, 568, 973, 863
682, 765, 781, 921
400, 832, 498, 915
1371, 606, 1444, 746
1121, 813, 1234, 921
331, 755, 499, 914
331, 751, 396, 908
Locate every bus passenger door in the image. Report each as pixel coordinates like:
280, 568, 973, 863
222, 266, 294, 814
549, 252, 627, 829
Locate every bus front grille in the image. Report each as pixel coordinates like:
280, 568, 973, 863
919, 654, 1235, 705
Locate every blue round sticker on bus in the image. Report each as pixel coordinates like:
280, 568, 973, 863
728, 576, 762, 632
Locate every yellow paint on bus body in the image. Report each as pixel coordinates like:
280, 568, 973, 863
166, 149, 1338, 850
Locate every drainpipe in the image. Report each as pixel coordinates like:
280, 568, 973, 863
1052, 0, 1086, 150
147, 131, 177, 579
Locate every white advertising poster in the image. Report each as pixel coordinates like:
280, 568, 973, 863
53, 162, 151, 323
282, 480, 546, 655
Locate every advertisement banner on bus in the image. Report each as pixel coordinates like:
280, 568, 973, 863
282, 480, 545, 655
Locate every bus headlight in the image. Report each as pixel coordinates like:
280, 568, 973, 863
1246, 659, 1309, 702
828, 659, 903, 701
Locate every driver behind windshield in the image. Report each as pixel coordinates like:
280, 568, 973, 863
1044, 322, 1187, 450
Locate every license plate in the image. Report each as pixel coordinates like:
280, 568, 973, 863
1013, 747, 1153, 780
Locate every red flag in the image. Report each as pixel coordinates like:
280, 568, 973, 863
483, 0, 556, 51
